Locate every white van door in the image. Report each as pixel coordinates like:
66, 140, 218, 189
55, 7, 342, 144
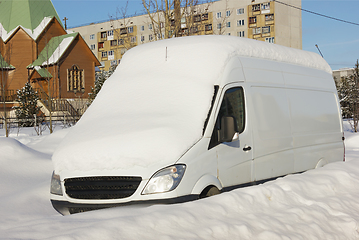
208, 84, 253, 188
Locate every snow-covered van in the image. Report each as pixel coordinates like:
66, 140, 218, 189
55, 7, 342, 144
50, 36, 344, 215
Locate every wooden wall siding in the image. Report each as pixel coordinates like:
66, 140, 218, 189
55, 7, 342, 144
58, 36, 96, 99
6, 28, 34, 91
30, 65, 60, 99
0, 38, 4, 56
0, 70, 15, 100
37, 18, 67, 57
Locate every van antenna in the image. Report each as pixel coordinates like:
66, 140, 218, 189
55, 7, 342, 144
315, 44, 324, 58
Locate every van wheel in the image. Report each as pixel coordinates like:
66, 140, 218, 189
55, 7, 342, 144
200, 186, 220, 198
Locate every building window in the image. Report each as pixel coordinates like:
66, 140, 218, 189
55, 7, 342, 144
262, 26, 271, 34
90, 44, 95, 50
237, 19, 245, 26
141, 35, 145, 42
110, 40, 117, 46
121, 48, 127, 55
227, 33, 231, 36
100, 31, 107, 39
118, 39, 124, 45
101, 51, 107, 58
131, 36, 137, 43
249, 17, 257, 24
202, 13, 209, 21
194, 15, 201, 23
98, 42, 104, 49
67, 65, 84, 93
252, 4, 260, 11
149, 24, 153, 30
237, 8, 244, 15
107, 30, 113, 37
120, 28, 127, 35
205, 24, 212, 31
128, 26, 134, 33
190, 26, 198, 34
265, 14, 274, 21
111, 60, 117, 66
226, 10, 231, 17
253, 27, 261, 35
237, 31, 245, 37
108, 50, 115, 60
217, 12, 222, 19
217, 23, 222, 30
265, 37, 275, 43
262, 3, 270, 10
226, 22, 231, 28
160, 22, 165, 28
89, 34, 95, 40
149, 34, 153, 41
141, 25, 145, 31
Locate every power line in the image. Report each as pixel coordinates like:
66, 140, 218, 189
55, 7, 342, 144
273, 0, 359, 27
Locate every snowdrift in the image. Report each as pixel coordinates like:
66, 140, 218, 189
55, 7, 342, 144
0, 128, 358, 239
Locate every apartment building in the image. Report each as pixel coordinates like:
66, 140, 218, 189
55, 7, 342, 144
70, 0, 302, 71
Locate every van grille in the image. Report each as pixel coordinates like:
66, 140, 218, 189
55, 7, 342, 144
64, 176, 142, 200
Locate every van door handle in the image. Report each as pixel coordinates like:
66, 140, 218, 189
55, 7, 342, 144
243, 145, 252, 151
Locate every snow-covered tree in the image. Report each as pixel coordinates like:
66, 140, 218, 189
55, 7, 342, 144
88, 65, 117, 105
13, 82, 41, 127
336, 60, 359, 132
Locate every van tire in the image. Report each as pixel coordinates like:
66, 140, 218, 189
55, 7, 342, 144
200, 186, 220, 198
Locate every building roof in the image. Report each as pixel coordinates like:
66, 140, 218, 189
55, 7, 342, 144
0, 0, 64, 41
34, 66, 52, 78
28, 32, 78, 67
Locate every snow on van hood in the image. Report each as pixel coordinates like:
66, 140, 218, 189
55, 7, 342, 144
52, 35, 331, 173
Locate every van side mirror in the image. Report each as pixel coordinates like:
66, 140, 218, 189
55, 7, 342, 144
219, 116, 238, 143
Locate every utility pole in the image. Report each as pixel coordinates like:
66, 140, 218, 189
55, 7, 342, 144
63, 17, 68, 30
174, 0, 181, 37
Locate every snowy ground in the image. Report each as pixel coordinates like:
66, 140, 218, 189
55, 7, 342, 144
0, 123, 359, 239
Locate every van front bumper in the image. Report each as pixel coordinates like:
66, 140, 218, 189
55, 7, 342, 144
51, 195, 199, 215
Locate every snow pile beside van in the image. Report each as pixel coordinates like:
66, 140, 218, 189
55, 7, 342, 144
52, 36, 332, 172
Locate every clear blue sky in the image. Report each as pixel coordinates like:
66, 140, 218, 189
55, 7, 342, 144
52, 0, 359, 70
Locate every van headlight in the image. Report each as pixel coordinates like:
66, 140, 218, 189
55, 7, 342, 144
50, 171, 63, 196
142, 165, 186, 195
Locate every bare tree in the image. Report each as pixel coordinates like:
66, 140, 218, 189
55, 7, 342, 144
0, 39, 15, 137
212, 0, 231, 35
108, 1, 137, 65
142, 0, 212, 39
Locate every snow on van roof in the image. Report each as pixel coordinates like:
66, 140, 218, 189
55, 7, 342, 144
52, 36, 332, 173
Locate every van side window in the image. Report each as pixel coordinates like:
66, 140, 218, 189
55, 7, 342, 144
209, 87, 245, 149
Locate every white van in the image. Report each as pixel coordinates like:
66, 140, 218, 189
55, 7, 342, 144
50, 36, 344, 215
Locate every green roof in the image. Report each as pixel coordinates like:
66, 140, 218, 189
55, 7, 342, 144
0, 0, 64, 40
28, 32, 78, 67
0, 52, 15, 69
34, 67, 52, 78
